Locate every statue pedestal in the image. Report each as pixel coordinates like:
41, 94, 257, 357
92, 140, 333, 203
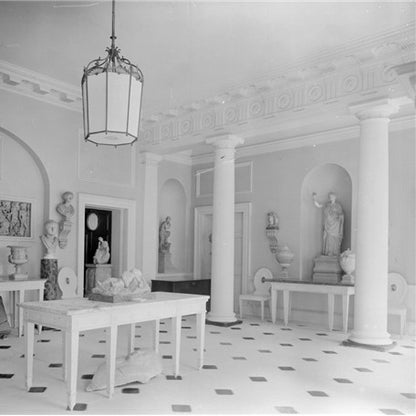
85, 264, 112, 295
158, 253, 177, 274
41, 258, 62, 300
312, 255, 342, 284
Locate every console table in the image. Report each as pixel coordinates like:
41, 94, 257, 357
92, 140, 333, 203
21, 292, 209, 410
0, 276, 45, 337
270, 280, 355, 332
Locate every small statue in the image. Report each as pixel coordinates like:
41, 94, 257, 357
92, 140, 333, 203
40, 220, 59, 259
159, 216, 171, 254
56, 191, 75, 221
266, 211, 279, 230
93, 237, 110, 264
313, 192, 344, 256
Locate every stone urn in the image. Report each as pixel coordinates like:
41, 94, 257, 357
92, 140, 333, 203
7, 245, 29, 280
275, 244, 294, 279
340, 249, 355, 284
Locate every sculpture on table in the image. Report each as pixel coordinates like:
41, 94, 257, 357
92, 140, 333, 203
313, 192, 344, 256
40, 220, 59, 259
158, 216, 176, 273
93, 237, 111, 265
339, 249, 355, 284
7, 245, 29, 280
56, 191, 75, 249
312, 192, 344, 283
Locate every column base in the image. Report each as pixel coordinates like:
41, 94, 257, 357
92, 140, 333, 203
206, 319, 242, 327
341, 339, 396, 352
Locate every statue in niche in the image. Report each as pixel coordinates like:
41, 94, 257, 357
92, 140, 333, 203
159, 216, 172, 254
313, 192, 344, 256
93, 237, 111, 265
266, 211, 279, 230
56, 191, 75, 221
40, 220, 59, 259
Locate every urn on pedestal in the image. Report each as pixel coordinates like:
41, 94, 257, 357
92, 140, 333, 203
340, 249, 355, 284
7, 245, 29, 280
275, 244, 294, 279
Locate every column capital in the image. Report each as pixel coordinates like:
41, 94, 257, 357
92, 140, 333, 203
349, 97, 409, 120
206, 134, 244, 149
140, 152, 163, 166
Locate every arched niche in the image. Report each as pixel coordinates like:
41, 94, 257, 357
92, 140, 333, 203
300, 163, 352, 280
0, 128, 49, 279
158, 178, 188, 274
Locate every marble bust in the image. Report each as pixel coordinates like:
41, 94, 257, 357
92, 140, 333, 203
40, 220, 59, 259
56, 191, 75, 221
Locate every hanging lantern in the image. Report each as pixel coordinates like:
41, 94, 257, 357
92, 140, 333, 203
81, 0, 143, 147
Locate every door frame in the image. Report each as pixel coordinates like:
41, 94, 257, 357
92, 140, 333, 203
193, 202, 252, 294
77, 193, 136, 296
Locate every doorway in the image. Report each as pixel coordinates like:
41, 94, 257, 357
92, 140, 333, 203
194, 203, 251, 313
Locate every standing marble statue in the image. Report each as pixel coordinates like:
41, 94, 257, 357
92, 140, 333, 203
313, 192, 344, 256
93, 237, 111, 264
159, 216, 171, 254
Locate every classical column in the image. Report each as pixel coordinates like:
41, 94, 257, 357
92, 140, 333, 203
140, 152, 162, 280
346, 98, 399, 348
206, 134, 244, 325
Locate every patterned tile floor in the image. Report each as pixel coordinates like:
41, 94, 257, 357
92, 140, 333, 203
0, 316, 415, 415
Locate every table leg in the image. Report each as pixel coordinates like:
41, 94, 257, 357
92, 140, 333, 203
196, 309, 206, 369
18, 290, 24, 337
342, 294, 350, 333
9, 291, 15, 328
65, 329, 79, 411
328, 293, 335, 331
106, 325, 118, 399
283, 290, 290, 326
172, 316, 181, 377
25, 320, 34, 390
62, 331, 67, 382
37, 288, 43, 334
153, 320, 160, 353
127, 323, 135, 355
271, 288, 277, 324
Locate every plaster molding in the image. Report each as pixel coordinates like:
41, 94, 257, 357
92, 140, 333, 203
0, 60, 82, 112
349, 97, 413, 120
163, 150, 193, 166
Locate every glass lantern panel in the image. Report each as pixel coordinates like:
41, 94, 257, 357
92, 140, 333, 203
128, 79, 143, 137
87, 74, 106, 134
107, 72, 129, 133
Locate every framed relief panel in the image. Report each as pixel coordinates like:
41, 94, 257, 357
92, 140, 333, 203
0, 195, 35, 241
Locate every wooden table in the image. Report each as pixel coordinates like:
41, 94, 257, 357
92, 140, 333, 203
0, 276, 44, 337
270, 280, 355, 332
20, 292, 209, 410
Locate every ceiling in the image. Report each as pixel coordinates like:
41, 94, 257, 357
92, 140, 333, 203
0, 0, 414, 122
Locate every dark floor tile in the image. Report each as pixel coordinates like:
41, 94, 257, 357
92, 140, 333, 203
79, 334, 85, 337
355, 367, 372, 372
28, 387, 47, 393
299, 338, 312, 341
401, 393, 416, 399
122, 387, 139, 394
275, 406, 298, 414
221, 342, 232, 345
308, 391, 328, 397
0, 373, 14, 379
402, 345, 415, 349
232, 357, 247, 360
373, 359, 390, 363
379, 409, 404, 415
210, 331, 221, 334
263, 332, 275, 335
281, 328, 292, 331
215, 389, 234, 395
159, 330, 168, 333
172, 404, 192, 412
81, 374, 94, 380
230, 327, 241, 330
250, 323, 260, 326
160, 341, 171, 344
192, 348, 206, 352
91, 354, 105, 358
243, 337, 255, 340
202, 365, 217, 369
98, 340, 106, 343
389, 352, 403, 355
134, 347, 141, 351
182, 326, 191, 329
280, 343, 293, 347
37, 339, 51, 343
323, 350, 337, 354
135, 325, 141, 328
333, 378, 353, 384
250, 376, 267, 382
163, 355, 172, 359
20, 354, 35, 358
302, 358, 318, 362
258, 349, 272, 353
73, 403, 87, 411
0, 345, 11, 349
316, 333, 328, 336
166, 375, 182, 380
279, 366, 295, 371
135, 335, 141, 338
187, 336, 197, 339
48, 363, 63, 368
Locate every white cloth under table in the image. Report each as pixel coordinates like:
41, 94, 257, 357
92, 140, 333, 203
270, 280, 355, 332
20, 292, 209, 410
0, 276, 44, 337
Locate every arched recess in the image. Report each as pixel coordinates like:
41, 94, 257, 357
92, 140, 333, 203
300, 163, 352, 280
158, 178, 189, 274
0, 127, 50, 278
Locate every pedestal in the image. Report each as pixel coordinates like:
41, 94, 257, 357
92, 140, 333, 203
41, 258, 61, 300
85, 264, 112, 295
312, 255, 342, 284
158, 253, 177, 274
